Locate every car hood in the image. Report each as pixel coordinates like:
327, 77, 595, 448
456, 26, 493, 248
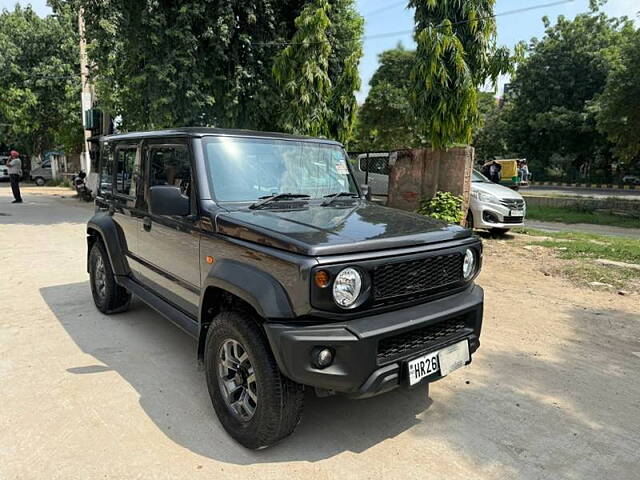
471, 181, 524, 200
214, 201, 471, 256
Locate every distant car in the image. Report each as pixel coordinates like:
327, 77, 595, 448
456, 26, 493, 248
468, 170, 526, 234
30, 159, 53, 186
0, 156, 9, 181
622, 175, 640, 185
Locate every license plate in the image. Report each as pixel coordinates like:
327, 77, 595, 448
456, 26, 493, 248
407, 340, 470, 386
510, 209, 524, 217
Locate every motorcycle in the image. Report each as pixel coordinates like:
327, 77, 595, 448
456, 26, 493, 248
73, 171, 93, 202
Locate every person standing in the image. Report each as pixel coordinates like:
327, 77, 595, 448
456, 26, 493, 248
7, 150, 23, 203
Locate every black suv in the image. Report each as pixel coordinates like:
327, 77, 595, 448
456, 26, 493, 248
87, 128, 483, 449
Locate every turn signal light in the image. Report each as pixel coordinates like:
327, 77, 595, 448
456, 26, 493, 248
314, 270, 330, 288
205, 256, 215, 265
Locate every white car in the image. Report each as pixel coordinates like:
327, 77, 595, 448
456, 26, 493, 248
468, 170, 526, 234
351, 154, 526, 233
0, 156, 9, 181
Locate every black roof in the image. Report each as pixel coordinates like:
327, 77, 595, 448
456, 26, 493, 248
100, 127, 342, 145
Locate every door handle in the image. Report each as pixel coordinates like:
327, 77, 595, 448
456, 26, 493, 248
143, 217, 152, 232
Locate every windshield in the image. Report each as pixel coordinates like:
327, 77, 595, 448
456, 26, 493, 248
203, 137, 357, 202
472, 170, 491, 183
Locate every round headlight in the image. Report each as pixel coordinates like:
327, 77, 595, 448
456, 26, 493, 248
332, 267, 362, 309
463, 249, 476, 280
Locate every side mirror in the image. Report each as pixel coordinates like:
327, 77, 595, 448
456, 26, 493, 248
361, 184, 372, 201
149, 185, 190, 216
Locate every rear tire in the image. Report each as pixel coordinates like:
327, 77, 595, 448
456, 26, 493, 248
34, 177, 45, 186
89, 241, 131, 314
204, 311, 304, 449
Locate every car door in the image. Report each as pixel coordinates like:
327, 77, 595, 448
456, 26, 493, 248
108, 142, 145, 267
135, 139, 201, 317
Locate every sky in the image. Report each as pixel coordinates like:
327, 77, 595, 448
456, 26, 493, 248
2, 0, 638, 103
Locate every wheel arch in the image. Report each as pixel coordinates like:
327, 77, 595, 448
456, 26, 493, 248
197, 260, 295, 364
86, 212, 130, 276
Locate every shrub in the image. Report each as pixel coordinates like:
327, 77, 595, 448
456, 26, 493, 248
417, 191, 464, 224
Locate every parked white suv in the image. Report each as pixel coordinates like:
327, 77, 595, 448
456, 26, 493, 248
468, 170, 526, 234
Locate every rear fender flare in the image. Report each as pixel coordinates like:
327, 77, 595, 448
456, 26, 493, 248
86, 212, 130, 276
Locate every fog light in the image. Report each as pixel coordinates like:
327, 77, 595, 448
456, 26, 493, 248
312, 347, 334, 369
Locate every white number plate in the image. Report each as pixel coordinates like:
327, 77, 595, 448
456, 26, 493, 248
510, 209, 524, 217
407, 340, 470, 386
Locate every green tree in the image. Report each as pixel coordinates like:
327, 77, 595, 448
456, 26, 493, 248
58, 0, 362, 139
0, 5, 82, 156
505, 10, 633, 180
409, 0, 518, 149
472, 92, 511, 162
273, 0, 332, 137
595, 27, 640, 166
354, 45, 424, 150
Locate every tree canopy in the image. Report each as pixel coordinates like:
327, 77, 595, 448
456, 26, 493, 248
409, 0, 518, 149
57, 0, 363, 141
595, 28, 640, 165
503, 10, 634, 180
353, 44, 423, 151
0, 5, 82, 156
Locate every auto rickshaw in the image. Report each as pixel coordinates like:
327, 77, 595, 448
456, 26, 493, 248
494, 159, 521, 188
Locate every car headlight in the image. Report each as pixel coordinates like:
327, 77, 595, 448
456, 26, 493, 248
462, 249, 476, 280
472, 190, 501, 205
332, 267, 362, 309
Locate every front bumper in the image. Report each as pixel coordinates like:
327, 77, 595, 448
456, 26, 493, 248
264, 284, 483, 398
471, 202, 525, 230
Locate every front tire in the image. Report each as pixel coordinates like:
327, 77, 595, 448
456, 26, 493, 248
89, 241, 131, 314
465, 210, 474, 230
204, 311, 304, 449
489, 228, 510, 235
34, 177, 45, 186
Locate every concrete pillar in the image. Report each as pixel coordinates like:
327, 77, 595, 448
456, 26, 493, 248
387, 146, 474, 225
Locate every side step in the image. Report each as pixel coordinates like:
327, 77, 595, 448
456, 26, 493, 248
117, 276, 199, 339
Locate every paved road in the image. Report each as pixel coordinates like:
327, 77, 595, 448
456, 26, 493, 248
525, 220, 640, 239
2, 185, 639, 479
524, 185, 640, 200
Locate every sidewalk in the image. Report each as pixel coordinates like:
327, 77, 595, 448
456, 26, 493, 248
525, 220, 640, 239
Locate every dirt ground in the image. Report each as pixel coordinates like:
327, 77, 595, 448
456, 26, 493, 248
1, 184, 639, 480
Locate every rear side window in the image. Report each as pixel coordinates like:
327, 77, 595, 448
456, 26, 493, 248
115, 147, 137, 196
149, 146, 191, 197
99, 143, 113, 194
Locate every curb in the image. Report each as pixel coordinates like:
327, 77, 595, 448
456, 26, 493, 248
530, 181, 638, 190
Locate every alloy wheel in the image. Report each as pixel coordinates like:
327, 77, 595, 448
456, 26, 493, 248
217, 339, 258, 421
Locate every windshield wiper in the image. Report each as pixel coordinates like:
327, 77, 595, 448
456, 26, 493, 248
321, 191, 359, 207
249, 193, 310, 210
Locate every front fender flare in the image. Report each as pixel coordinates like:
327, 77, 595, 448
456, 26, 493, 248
201, 259, 295, 320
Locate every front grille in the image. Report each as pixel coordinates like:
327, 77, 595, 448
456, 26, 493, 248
377, 315, 471, 362
372, 253, 463, 301
503, 216, 525, 224
500, 198, 525, 209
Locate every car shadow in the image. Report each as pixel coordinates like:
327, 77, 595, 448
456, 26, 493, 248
40, 281, 433, 464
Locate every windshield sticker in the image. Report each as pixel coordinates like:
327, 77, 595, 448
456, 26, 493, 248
335, 160, 349, 175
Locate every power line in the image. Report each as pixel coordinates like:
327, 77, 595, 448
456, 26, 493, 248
253, 0, 574, 46
363, 0, 407, 17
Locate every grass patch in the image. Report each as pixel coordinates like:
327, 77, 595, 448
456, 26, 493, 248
526, 205, 640, 229
561, 263, 638, 289
515, 228, 640, 264
515, 228, 640, 291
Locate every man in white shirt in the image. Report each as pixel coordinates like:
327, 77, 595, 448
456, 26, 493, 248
7, 150, 22, 203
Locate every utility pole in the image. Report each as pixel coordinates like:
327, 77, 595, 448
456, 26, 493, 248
78, 6, 93, 175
